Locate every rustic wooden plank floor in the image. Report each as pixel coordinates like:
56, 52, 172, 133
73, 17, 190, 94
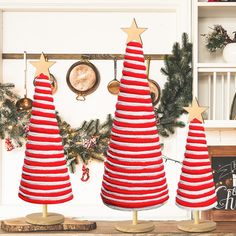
1, 220, 236, 235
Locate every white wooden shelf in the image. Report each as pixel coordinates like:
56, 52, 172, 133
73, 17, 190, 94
198, 2, 236, 18
197, 63, 236, 72
193, 0, 236, 129
198, 2, 236, 7
198, 63, 236, 68
205, 120, 236, 130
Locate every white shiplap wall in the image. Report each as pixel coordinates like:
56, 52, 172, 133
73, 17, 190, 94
0, 0, 194, 221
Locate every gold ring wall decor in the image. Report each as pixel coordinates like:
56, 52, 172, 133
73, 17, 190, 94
66, 60, 100, 101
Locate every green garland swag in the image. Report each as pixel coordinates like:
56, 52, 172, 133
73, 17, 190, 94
0, 33, 192, 173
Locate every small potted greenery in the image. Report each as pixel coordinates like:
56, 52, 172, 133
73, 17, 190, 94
202, 25, 236, 62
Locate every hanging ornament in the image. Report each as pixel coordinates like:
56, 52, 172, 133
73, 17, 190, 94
82, 136, 97, 149
16, 51, 33, 111
16, 95, 33, 111
5, 137, 14, 151
107, 58, 120, 95
81, 164, 90, 182
24, 123, 30, 136
146, 58, 161, 106
66, 59, 100, 101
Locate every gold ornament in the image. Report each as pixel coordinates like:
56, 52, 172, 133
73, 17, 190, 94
16, 95, 33, 111
16, 51, 33, 111
184, 98, 208, 123
107, 58, 120, 95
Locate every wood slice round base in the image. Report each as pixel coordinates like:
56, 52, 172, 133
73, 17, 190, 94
115, 221, 154, 233
25, 213, 64, 225
177, 220, 216, 233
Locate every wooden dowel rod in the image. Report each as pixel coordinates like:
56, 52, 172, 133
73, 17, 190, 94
221, 74, 224, 120
212, 72, 216, 120
42, 204, 48, 218
193, 210, 199, 225
132, 210, 138, 225
2, 53, 166, 60
227, 72, 231, 120
208, 74, 211, 120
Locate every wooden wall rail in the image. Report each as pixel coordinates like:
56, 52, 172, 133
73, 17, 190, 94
1, 53, 166, 60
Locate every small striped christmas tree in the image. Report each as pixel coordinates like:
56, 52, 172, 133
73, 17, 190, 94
176, 98, 217, 232
101, 19, 169, 233
19, 54, 73, 225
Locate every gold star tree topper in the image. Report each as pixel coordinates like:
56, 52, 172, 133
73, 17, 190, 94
121, 19, 147, 44
30, 53, 55, 78
184, 98, 208, 123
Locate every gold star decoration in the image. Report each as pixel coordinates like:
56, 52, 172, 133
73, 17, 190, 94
184, 98, 208, 123
121, 18, 147, 44
30, 53, 55, 78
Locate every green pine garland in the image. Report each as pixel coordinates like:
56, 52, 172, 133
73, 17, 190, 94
0, 32, 192, 172
156, 33, 193, 137
57, 113, 113, 173
0, 83, 30, 146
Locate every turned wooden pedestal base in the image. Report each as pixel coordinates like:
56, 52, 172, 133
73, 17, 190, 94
177, 220, 216, 233
26, 212, 64, 225
115, 221, 154, 233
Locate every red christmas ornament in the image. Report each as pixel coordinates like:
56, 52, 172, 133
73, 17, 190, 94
82, 136, 97, 149
5, 137, 14, 151
81, 164, 90, 182
24, 124, 30, 136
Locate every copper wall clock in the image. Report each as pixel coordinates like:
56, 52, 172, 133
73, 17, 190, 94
66, 60, 100, 101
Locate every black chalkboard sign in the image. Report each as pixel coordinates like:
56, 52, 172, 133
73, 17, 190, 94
202, 146, 236, 222
212, 156, 236, 210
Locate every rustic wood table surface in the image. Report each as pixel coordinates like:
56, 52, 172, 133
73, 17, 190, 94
0, 220, 236, 236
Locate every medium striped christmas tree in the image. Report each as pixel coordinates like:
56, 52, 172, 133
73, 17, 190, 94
19, 54, 73, 225
176, 98, 217, 232
101, 19, 169, 233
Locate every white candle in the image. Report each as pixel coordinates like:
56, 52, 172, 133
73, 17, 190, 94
233, 174, 236, 187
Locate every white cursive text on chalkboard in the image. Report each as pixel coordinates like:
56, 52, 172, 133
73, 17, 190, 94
215, 186, 236, 210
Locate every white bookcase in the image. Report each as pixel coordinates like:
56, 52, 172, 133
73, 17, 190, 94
192, 0, 236, 129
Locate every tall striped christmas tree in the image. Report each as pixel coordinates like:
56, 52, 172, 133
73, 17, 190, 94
176, 98, 217, 233
101, 19, 169, 233
18, 53, 73, 225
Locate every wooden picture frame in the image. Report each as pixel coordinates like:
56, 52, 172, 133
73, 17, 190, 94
202, 146, 236, 221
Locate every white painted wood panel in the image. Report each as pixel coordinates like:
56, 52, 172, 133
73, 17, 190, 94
0, 0, 191, 220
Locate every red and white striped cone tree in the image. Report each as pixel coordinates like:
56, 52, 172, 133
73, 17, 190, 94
176, 98, 217, 233
101, 19, 169, 233
18, 54, 73, 225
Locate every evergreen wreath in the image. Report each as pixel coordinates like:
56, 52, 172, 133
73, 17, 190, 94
0, 33, 192, 172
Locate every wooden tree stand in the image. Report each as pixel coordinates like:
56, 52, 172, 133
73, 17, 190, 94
25, 205, 64, 225
177, 210, 216, 233
1, 218, 96, 232
115, 210, 154, 233
1, 204, 96, 232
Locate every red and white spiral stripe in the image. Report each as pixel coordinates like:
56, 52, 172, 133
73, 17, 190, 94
176, 118, 217, 210
19, 74, 73, 204
101, 41, 169, 210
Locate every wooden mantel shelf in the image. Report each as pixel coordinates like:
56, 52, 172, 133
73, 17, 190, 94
1, 220, 236, 235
